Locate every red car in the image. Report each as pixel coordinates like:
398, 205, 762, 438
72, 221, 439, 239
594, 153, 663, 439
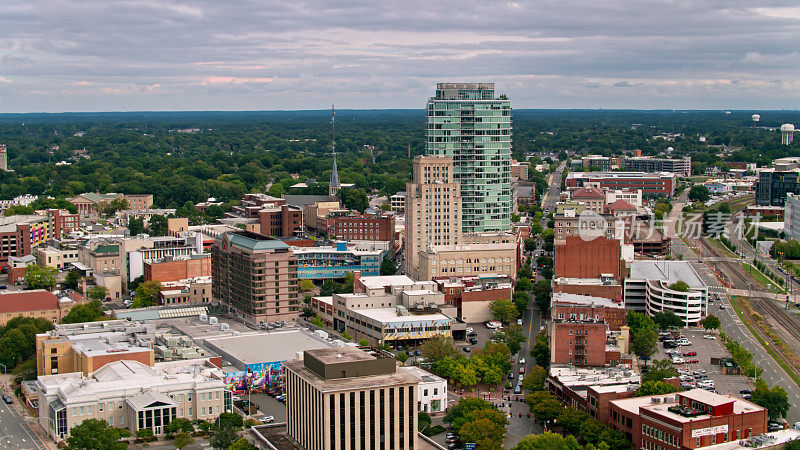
683, 351, 697, 357
687, 359, 700, 364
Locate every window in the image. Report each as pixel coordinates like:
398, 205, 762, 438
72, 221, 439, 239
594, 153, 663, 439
178, 394, 183, 402
201, 393, 206, 401
79, 406, 84, 415
188, 393, 192, 402
188, 407, 193, 416
98, 403, 103, 412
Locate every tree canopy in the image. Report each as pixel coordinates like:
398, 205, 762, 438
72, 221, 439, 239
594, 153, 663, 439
65, 418, 130, 450
24, 264, 58, 290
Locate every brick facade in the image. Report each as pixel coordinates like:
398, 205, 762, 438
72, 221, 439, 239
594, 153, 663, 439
552, 280, 623, 303
550, 321, 607, 366
555, 236, 621, 279
332, 215, 395, 242
144, 256, 211, 283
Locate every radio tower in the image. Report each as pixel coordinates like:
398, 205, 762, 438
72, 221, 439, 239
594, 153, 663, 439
328, 104, 341, 198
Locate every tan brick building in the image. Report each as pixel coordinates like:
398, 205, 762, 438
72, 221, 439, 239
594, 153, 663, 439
0, 290, 75, 326
284, 347, 419, 450
144, 255, 210, 283
212, 231, 300, 325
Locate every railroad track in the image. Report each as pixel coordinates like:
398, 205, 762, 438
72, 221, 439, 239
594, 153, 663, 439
751, 297, 800, 340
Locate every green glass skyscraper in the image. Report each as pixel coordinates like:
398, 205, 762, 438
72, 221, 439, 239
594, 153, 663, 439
426, 83, 512, 233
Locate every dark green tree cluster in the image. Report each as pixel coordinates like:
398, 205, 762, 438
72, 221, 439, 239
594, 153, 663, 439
429, 342, 512, 389
65, 418, 131, 450
530, 330, 550, 369
751, 378, 790, 419
62, 299, 107, 324
0, 316, 54, 372
626, 311, 658, 364
444, 397, 508, 449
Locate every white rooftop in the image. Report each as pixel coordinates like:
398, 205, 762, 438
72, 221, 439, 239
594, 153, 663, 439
353, 308, 451, 324
358, 275, 415, 290
629, 260, 705, 288
552, 292, 624, 309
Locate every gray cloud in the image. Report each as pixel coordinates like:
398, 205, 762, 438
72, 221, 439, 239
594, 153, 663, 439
1, 0, 800, 111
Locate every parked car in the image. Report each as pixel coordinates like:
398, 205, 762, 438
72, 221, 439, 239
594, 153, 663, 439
0, 285, 7, 290
518, 374, 524, 382
719, 304, 726, 309
508, 372, 514, 380
517, 319, 523, 326
514, 385, 522, 395
519, 357, 526, 364
2, 394, 12, 404
260, 416, 275, 423
740, 389, 752, 395
463, 347, 471, 353
468, 337, 478, 345
703, 335, 716, 340
687, 359, 700, 364
519, 367, 525, 374
683, 351, 697, 357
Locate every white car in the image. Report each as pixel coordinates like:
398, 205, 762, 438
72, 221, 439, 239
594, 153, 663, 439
519, 357, 526, 364
517, 319, 523, 326
260, 416, 275, 423
703, 335, 716, 340
671, 357, 685, 364
678, 340, 692, 346
518, 374, 524, 381
466, 327, 474, 334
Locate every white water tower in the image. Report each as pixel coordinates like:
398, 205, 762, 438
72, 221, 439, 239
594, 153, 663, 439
752, 114, 760, 127
781, 124, 795, 145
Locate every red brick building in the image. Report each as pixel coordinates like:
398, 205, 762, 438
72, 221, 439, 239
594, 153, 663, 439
551, 320, 607, 366
609, 390, 768, 449
258, 204, 302, 237
555, 236, 622, 279
552, 277, 623, 303
433, 275, 513, 323
565, 171, 677, 196
44, 209, 79, 239
332, 215, 395, 243
551, 292, 626, 330
143, 255, 211, 283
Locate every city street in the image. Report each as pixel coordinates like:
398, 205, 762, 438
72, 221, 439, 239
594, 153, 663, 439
0, 395, 49, 449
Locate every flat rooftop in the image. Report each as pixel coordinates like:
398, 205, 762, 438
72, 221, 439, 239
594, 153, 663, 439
555, 277, 620, 286
610, 389, 765, 424
354, 308, 451, 324
203, 329, 335, 367
552, 292, 624, 309
629, 260, 705, 288
358, 275, 415, 289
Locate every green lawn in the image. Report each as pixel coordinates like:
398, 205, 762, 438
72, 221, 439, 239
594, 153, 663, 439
709, 238, 738, 258
740, 263, 787, 294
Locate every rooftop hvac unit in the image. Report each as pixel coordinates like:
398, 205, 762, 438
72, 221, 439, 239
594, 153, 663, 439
219, 323, 229, 331
651, 397, 661, 404
208, 316, 218, 325
199, 313, 208, 322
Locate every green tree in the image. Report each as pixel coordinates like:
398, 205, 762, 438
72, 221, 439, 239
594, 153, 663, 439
513, 431, 582, 450
86, 285, 109, 300
164, 418, 194, 436
228, 438, 258, 450
521, 365, 547, 392
631, 327, 658, 364
491, 324, 526, 354
700, 315, 721, 331
531, 331, 550, 368
489, 298, 519, 324
444, 397, 495, 432
751, 382, 790, 419
515, 278, 533, 292
418, 411, 432, 432
132, 280, 162, 308
459, 417, 506, 450
62, 300, 106, 324
668, 281, 690, 292
311, 315, 324, 327
380, 257, 397, 275
635, 380, 682, 397
3, 205, 35, 216
420, 336, 458, 361
626, 311, 656, 333
557, 407, 590, 435
215, 412, 244, 430
102, 198, 129, 215
526, 391, 562, 424
652, 310, 683, 331
65, 270, 81, 290
339, 189, 369, 212
299, 279, 315, 292
66, 418, 129, 450
24, 264, 58, 290
210, 425, 238, 450
172, 431, 194, 449
128, 217, 145, 236
148, 214, 169, 236
688, 185, 710, 202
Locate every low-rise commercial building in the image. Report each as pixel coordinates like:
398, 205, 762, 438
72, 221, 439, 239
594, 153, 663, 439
0, 290, 75, 326
555, 236, 623, 280
551, 292, 626, 330
417, 242, 517, 281
622, 156, 692, 177
608, 390, 767, 449
36, 245, 80, 270
284, 346, 420, 450
332, 215, 395, 243
400, 366, 447, 414
433, 275, 512, 323
38, 358, 229, 442
553, 276, 623, 303
159, 276, 212, 306
143, 254, 211, 283
547, 365, 639, 412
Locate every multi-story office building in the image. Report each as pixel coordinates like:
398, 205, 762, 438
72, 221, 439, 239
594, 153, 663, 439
143, 254, 211, 283
785, 193, 800, 241
755, 167, 800, 206
511, 160, 530, 180
212, 231, 300, 325
284, 346, 420, 450
0, 215, 50, 270
417, 242, 517, 280
565, 172, 677, 196
404, 156, 463, 278
555, 236, 623, 280
229, 193, 303, 237
332, 215, 395, 243
159, 276, 212, 306
426, 82, 512, 233
389, 192, 405, 212
38, 358, 229, 441
622, 156, 692, 177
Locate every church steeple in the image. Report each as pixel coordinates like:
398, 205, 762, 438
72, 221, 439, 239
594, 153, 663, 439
328, 105, 341, 199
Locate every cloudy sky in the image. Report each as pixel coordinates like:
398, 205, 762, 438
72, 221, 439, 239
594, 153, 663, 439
1, 0, 800, 112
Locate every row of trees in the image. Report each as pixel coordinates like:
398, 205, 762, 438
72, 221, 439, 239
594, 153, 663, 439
423, 338, 513, 389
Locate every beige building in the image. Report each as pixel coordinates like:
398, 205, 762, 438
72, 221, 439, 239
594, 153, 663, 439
404, 156, 463, 279
38, 358, 228, 442
417, 242, 517, 280
37, 246, 80, 270
159, 276, 212, 306
284, 347, 419, 450
69, 193, 154, 217
511, 159, 530, 181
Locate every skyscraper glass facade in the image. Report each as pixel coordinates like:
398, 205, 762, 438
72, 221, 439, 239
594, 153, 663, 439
426, 83, 512, 233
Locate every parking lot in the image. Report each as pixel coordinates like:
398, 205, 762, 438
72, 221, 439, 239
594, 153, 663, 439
653, 329, 750, 396
238, 391, 287, 424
